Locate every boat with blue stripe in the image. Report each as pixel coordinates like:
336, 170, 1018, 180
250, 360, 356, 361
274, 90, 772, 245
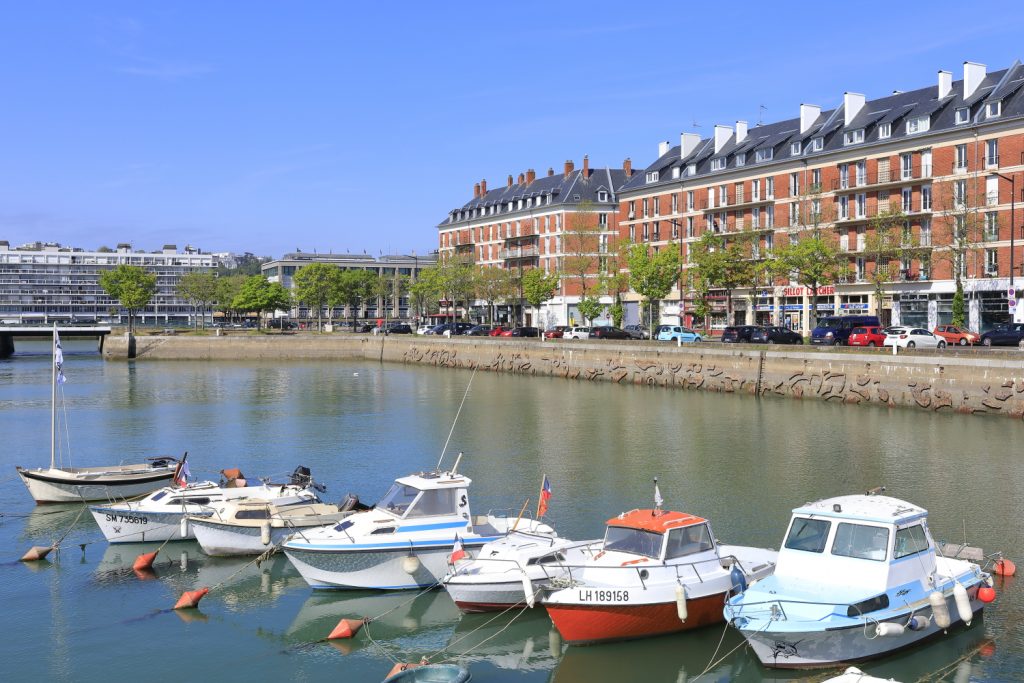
284, 467, 547, 590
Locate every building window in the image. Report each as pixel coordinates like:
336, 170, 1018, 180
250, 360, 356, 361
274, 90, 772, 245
906, 115, 929, 134
643, 198, 649, 217
756, 148, 773, 162
599, 213, 608, 227
629, 225, 635, 241
843, 129, 865, 145
653, 197, 660, 216
811, 168, 821, 189
598, 190, 608, 202
986, 249, 998, 275
986, 139, 999, 167
920, 220, 931, 246
902, 187, 913, 212
987, 100, 1001, 119
789, 172, 799, 196
856, 193, 866, 218
646, 171, 659, 183
985, 212, 999, 241
628, 201, 636, 219
955, 107, 969, 125
955, 144, 968, 172
856, 257, 866, 281
839, 163, 849, 189
671, 220, 679, 239
719, 185, 728, 206
921, 149, 932, 177
878, 122, 891, 139
736, 153, 746, 167
766, 204, 774, 227
810, 137, 823, 151
790, 141, 801, 155
687, 163, 696, 176
856, 160, 867, 187
789, 202, 799, 226
642, 223, 649, 241
921, 185, 932, 211
671, 194, 678, 214
765, 232, 774, 252
901, 153, 913, 179
954, 180, 967, 207
839, 195, 849, 220
766, 176, 775, 198
652, 222, 660, 241
687, 191, 694, 211
686, 216, 694, 238
711, 157, 726, 171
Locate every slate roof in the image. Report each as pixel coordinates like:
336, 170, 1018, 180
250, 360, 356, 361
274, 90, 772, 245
621, 60, 1024, 196
438, 166, 632, 229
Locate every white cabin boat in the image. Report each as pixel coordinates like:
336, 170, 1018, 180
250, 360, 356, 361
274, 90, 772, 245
725, 493, 993, 669
283, 470, 548, 590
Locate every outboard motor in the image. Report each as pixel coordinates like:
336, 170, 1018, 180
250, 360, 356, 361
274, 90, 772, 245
290, 466, 312, 488
338, 493, 371, 512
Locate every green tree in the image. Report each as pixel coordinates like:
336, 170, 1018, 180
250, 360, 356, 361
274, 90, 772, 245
98, 264, 157, 333
215, 274, 247, 324
176, 272, 218, 330
473, 267, 514, 324
293, 263, 340, 332
372, 272, 409, 327
333, 269, 378, 329
437, 255, 475, 321
232, 276, 291, 330
577, 295, 605, 325
522, 268, 560, 327
625, 242, 681, 338
864, 208, 908, 323
408, 266, 442, 322
771, 230, 846, 331
934, 179, 984, 328
689, 232, 757, 327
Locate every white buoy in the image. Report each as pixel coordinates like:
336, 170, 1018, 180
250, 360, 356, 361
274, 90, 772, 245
930, 590, 952, 629
953, 582, 973, 626
522, 574, 536, 608
675, 584, 688, 622
401, 554, 420, 574
548, 629, 562, 657
179, 516, 189, 538
874, 622, 906, 637
260, 521, 272, 546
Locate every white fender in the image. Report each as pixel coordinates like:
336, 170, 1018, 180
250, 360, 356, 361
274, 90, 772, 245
522, 574, 536, 608
874, 622, 905, 637
401, 554, 420, 574
930, 590, 951, 629
179, 516, 189, 538
675, 584, 688, 622
953, 582, 973, 626
260, 521, 271, 546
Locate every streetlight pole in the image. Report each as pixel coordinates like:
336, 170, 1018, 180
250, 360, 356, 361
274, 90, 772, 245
670, 219, 684, 327
994, 172, 1017, 302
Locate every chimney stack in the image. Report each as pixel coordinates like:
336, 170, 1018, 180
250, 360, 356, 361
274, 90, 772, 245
963, 61, 986, 99
938, 70, 952, 99
547, 167, 555, 177
799, 104, 821, 134
473, 183, 481, 198
518, 172, 525, 185
526, 168, 536, 184
480, 179, 487, 195
843, 92, 865, 126
507, 174, 514, 188
735, 120, 748, 143
658, 141, 670, 157
713, 124, 732, 154
623, 158, 632, 177
564, 160, 574, 178
680, 132, 700, 159
582, 155, 589, 178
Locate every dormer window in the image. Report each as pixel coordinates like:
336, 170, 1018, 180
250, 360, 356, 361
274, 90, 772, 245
878, 122, 891, 139
843, 129, 865, 146
710, 158, 726, 171
645, 171, 660, 183
906, 115, 930, 135
735, 154, 746, 168
755, 148, 773, 162
810, 137, 823, 152
790, 142, 801, 156
987, 100, 1001, 118
598, 190, 608, 202
671, 167, 681, 179
955, 107, 969, 125
687, 163, 697, 176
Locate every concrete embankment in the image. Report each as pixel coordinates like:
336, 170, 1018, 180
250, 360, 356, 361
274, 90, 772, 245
103, 334, 1024, 419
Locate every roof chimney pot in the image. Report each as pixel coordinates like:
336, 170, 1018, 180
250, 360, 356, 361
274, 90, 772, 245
582, 154, 589, 178
799, 104, 821, 134
623, 158, 632, 177
843, 92, 865, 127
713, 124, 732, 154
937, 70, 953, 99
564, 160, 574, 178
680, 132, 701, 159
963, 61, 987, 99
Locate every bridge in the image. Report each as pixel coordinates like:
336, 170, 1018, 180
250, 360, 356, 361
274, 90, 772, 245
0, 325, 113, 358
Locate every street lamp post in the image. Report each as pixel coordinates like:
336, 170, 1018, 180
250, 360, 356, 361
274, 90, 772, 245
670, 219, 684, 330
994, 173, 1017, 318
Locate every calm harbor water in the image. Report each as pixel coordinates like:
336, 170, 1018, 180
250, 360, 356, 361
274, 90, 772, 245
1, 339, 1022, 682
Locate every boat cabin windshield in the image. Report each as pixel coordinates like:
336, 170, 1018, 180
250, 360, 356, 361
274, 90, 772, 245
603, 526, 663, 559
376, 483, 460, 519
664, 523, 714, 559
832, 523, 889, 561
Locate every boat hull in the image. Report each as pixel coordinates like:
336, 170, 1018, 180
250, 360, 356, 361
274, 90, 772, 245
89, 507, 207, 543
737, 597, 985, 669
16, 466, 175, 504
192, 519, 302, 557
545, 591, 728, 645
447, 578, 535, 612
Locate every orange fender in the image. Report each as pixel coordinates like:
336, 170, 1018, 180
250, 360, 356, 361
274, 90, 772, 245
174, 587, 209, 610
133, 551, 159, 571
20, 545, 53, 562
327, 618, 365, 639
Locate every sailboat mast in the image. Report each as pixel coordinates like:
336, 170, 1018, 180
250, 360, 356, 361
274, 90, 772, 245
50, 323, 57, 470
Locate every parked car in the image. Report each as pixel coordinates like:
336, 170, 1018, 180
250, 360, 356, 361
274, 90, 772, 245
427, 322, 474, 336
355, 322, 377, 333
543, 325, 568, 339
810, 315, 881, 346
564, 326, 591, 340
624, 324, 649, 340
750, 326, 803, 344
507, 326, 540, 337
883, 327, 946, 349
384, 323, 412, 334
488, 326, 508, 337
267, 319, 298, 330
465, 324, 493, 336
656, 326, 702, 343
720, 325, 760, 343
978, 323, 1024, 346
933, 324, 980, 346
847, 326, 886, 347
590, 326, 631, 340
415, 324, 434, 335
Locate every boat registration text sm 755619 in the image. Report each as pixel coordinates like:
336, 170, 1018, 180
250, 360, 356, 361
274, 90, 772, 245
105, 513, 148, 525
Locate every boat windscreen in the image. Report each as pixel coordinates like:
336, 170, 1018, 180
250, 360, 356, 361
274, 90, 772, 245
376, 484, 420, 517
603, 526, 663, 559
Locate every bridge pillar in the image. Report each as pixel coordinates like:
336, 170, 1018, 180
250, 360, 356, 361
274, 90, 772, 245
0, 334, 13, 359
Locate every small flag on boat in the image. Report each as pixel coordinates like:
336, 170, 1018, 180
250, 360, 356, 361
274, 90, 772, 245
54, 330, 67, 385
174, 458, 190, 487
654, 478, 664, 509
537, 475, 552, 518
449, 534, 467, 564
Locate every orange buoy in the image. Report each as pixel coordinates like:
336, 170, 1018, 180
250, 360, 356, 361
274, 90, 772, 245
994, 558, 1016, 576
20, 545, 54, 562
327, 618, 365, 639
978, 585, 996, 603
385, 662, 422, 678
133, 551, 159, 571
173, 587, 210, 610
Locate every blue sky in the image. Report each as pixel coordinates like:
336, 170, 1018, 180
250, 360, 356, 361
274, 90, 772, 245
1, 2, 1022, 258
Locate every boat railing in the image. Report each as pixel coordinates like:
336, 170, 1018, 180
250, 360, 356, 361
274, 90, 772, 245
448, 538, 603, 577
536, 550, 736, 589
724, 595, 880, 623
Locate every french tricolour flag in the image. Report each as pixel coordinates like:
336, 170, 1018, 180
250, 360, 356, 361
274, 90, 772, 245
537, 475, 552, 518
449, 534, 467, 564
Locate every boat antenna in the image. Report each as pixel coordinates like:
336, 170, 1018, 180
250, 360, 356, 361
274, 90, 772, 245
436, 368, 476, 472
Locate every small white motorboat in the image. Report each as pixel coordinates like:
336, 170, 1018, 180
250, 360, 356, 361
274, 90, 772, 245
191, 494, 369, 556
442, 530, 599, 613
724, 491, 995, 669
89, 466, 322, 544
283, 468, 548, 590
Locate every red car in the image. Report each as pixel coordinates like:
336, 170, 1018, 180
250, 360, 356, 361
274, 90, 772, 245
847, 326, 886, 347
544, 325, 568, 339
488, 326, 507, 337
932, 325, 979, 346
499, 327, 514, 337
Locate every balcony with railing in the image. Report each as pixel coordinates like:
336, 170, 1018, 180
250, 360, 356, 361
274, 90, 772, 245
830, 164, 931, 192
500, 245, 540, 261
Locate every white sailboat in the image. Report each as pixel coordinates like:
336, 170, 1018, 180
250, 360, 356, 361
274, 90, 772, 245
15, 325, 178, 503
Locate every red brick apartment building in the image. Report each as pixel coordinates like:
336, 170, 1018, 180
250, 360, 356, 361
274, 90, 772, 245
619, 60, 1024, 334
437, 157, 633, 327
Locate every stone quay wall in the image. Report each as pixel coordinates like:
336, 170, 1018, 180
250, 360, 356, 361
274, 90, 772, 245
103, 334, 1024, 419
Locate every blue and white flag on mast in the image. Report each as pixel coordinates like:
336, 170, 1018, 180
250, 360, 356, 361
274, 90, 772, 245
54, 330, 67, 385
